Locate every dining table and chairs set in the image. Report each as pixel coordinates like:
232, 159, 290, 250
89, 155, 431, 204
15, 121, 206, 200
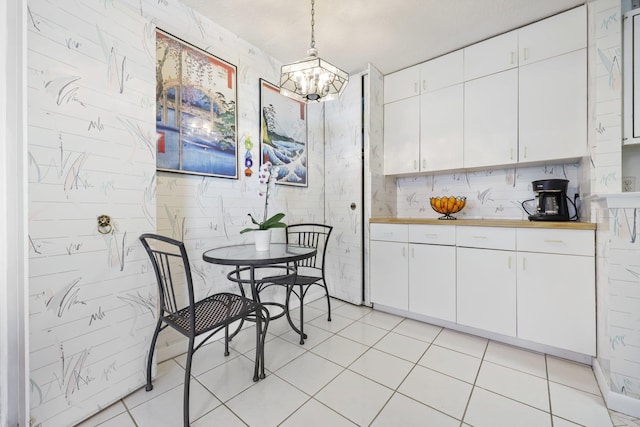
139, 223, 333, 427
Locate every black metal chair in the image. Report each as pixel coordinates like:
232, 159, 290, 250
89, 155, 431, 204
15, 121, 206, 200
139, 234, 269, 427
280, 223, 333, 344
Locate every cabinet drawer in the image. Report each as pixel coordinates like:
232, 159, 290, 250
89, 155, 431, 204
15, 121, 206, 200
409, 224, 456, 245
517, 228, 594, 256
456, 226, 516, 250
370, 224, 409, 242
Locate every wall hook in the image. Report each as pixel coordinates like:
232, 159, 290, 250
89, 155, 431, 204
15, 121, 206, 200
97, 215, 112, 234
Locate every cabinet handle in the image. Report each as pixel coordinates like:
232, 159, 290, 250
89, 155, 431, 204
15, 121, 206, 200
414, 160, 418, 170
415, 82, 419, 93
510, 148, 513, 160
508, 256, 512, 269
510, 51, 516, 65
523, 47, 529, 61
523, 146, 528, 159
472, 235, 488, 239
422, 159, 426, 169
522, 257, 527, 271
544, 239, 565, 245
411, 247, 415, 258
402, 247, 406, 257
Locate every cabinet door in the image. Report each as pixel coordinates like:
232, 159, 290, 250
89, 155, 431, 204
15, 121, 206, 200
519, 49, 587, 163
370, 240, 409, 310
457, 247, 516, 337
518, 5, 586, 65
517, 252, 595, 355
464, 31, 519, 81
384, 65, 420, 104
420, 50, 463, 93
383, 96, 420, 174
420, 84, 464, 171
464, 69, 518, 168
409, 244, 456, 322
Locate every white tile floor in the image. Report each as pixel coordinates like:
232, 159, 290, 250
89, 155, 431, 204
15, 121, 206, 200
77, 298, 638, 427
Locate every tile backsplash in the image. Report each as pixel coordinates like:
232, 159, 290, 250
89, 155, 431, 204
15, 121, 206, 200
396, 163, 581, 220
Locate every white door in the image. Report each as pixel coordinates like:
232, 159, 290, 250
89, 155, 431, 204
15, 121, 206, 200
324, 73, 364, 305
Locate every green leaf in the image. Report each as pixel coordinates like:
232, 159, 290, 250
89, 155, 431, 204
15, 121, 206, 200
260, 213, 286, 229
247, 213, 261, 226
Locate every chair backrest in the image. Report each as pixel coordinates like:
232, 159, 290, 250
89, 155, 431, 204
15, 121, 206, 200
285, 224, 333, 275
139, 234, 196, 321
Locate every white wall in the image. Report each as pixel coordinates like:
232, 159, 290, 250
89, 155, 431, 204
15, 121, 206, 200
26, 0, 325, 425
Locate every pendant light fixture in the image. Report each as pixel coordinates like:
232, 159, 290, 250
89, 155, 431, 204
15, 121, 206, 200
279, 0, 349, 103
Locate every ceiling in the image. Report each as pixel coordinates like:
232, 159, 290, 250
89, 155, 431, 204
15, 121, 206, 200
180, 0, 585, 75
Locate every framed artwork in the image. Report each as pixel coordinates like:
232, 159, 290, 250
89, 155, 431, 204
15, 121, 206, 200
259, 79, 308, 187
155, 29, 237, 178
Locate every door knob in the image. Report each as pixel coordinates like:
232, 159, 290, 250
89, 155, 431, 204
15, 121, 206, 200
350, 202, 357, 210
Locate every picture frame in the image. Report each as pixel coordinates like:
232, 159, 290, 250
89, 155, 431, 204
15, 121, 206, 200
259, 79, 308, 187
155, 29, 238, 178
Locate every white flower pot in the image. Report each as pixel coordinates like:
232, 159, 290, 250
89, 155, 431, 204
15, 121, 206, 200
254, 229, 272, 251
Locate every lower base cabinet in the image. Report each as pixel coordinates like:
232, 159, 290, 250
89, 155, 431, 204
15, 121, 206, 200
517, 252, 595, 355
369, 222, 596, 356
370, 240, 408, 311
457, 247, 517, 337
409, 243, 456, 322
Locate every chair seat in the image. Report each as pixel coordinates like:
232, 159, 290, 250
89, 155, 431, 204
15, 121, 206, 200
290, 274, 322, 286
164, 292, 259, 336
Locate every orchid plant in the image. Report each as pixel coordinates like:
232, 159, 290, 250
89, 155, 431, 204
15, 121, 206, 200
240, 162, 287, 233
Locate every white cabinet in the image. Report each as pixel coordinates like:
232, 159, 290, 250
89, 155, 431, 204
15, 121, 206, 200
456, 226, 517, 337
382, 6, 587, 174
420, 50, 464, 92
369, 222, 596, 356
464, 31, 519, 81
518, 5, 586, 66
383, 97, 420, 174
383, 65, 419, 104
408, 225, 456, 322
519, 49, 587, 163
370, 224, 409, 310
457, 247, 517, 337
464, 69, 518, 168
421, 84, 464, 171
383, 51, 463, 175
516, 228, 595, 355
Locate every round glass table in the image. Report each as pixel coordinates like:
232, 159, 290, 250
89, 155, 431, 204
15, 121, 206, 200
202, 243, 317, 342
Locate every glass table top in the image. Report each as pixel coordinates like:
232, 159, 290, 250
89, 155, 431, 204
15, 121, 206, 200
202, 243, 316, 266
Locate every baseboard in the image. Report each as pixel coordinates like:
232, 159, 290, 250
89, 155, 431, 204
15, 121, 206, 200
593, 359, 640, 418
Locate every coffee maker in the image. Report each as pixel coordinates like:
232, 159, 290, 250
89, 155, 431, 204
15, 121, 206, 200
527, 179, 571, 221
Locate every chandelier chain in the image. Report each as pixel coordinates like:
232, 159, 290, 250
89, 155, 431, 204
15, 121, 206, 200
310, 0, 315, 49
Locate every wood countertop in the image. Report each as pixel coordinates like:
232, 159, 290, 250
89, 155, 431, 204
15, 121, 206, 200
369, 217, 596, 230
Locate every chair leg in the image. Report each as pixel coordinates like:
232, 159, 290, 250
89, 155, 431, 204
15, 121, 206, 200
253, 312, 261, 382
145, 318, 163, 391
284, 285, 307, 344
297, 284, 305, 345
224, 324, 230, 356
323, 280, 332, 321
183, 337, 195, 427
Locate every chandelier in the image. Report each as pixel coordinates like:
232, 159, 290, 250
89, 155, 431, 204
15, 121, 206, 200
279, 0, 349, 103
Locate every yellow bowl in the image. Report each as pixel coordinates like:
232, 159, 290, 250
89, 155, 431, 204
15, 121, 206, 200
429, 196, 466, 219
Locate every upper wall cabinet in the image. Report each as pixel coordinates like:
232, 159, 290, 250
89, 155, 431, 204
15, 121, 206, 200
420, 50, 464, 92
382, 5, 587, 176
383, 50, 463, 174
464, 31, 519, 81
518, 6, 587, 66
383, 66, 420, 104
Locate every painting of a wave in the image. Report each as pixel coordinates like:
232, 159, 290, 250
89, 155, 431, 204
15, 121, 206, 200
156, 30, 237, 178
259, 79, 307, 187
